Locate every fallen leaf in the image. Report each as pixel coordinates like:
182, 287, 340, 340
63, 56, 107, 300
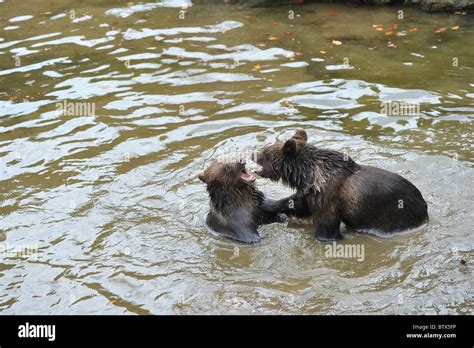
372, 24, 383, 28
375, 27, 384, 32
288, 57, 296, 61
408, 27, 418, 33
254, 64, 262, 70
332, 39, 342, 46
294, 51, 304, 56
320, 50, 327, 54
245, 16, 257, 23
387, 41, 397, 48
385, 31, 394, 36
323, 24, 334, 29
451, 25, 460, 31
386, 24, 398, 31
329, 10, 340, 17
396, 31, 407, 37
285, 31, 293, 36
282, 100, 294, 107
454, 11, 466, 15
434, 27, 447, 33
268, 35, 278, 41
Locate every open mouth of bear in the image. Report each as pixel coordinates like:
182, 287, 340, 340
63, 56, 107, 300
240, 168, 256, 184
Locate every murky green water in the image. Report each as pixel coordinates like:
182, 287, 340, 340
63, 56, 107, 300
0, 1, 473, 314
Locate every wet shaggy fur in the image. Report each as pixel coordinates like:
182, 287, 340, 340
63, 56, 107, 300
255, 130, 429, 241
199, 160, 284, 243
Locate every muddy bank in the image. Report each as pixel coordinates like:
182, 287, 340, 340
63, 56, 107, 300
196, 0, 474, 12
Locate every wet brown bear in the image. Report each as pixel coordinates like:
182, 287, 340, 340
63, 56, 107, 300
254, 130, 429, 241
199, 160, 284, 243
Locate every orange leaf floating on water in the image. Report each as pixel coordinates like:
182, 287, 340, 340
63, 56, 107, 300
372, 24, 383, 28
254, 64, 262, 70
408, 27, 418, 33
385, 31, 394, 36
268, 35, 278, 41
285, 31, 293, 36
375, 27, 384, 32
396, 31, 407, 37
329, 10, 340, 17
451, 25, 460, 31
386, 24, 398, 31
387, 41, 397, 48
245, 16, 257, 23
288, 57, 296, 61
323, 24, 334, 29
295, 51, 304, 56
434, 27, 447, 33
332, 40, 342, 46
320, 50, 327, 54
272, 21, 279, 26
282, 100, 294, 107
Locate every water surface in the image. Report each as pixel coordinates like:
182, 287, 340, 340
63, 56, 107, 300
0, 1, 473, 314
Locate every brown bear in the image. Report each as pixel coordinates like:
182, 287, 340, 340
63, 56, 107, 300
253, 130, 429, 241
199, 160, 284, 243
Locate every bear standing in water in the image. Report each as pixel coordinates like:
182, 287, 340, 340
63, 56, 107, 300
254, 130, 428, 241
199, 160, 284, 243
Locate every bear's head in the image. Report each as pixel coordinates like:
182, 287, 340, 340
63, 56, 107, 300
253, 130, 308, 182
198, 160, 256, 188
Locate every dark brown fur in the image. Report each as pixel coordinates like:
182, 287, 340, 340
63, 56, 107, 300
254, 130, 429, 241
199, 160, 284, 243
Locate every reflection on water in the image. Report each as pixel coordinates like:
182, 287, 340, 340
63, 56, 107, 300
0, 1, 473, 314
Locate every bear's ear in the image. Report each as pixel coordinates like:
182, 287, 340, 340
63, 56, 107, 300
283, 139, 297, 156
292, 130, 307, 142
198, 171, 208, 183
